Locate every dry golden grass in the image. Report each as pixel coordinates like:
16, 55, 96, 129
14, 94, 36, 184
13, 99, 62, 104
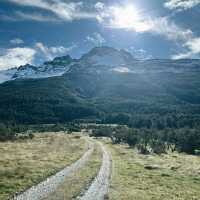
0, 133, 86, 200
44, 143, 102, 200
104, 140, 200, 200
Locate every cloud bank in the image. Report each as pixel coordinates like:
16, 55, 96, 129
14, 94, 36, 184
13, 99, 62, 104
164, 0, 200, 11
0, 43, 77, 70
3, 0, 200, 59
8, 0, 96, 21
0, 47, 36, 70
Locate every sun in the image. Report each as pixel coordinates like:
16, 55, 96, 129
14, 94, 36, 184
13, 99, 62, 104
109, 4, 152, 32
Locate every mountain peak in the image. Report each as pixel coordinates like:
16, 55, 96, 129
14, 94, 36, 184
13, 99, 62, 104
80, 46, 134, 66
44, 55, 73, 66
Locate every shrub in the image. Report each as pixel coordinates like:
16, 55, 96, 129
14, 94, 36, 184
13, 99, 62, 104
150, 140, 167, 154
137, 143, 150, 154
125, 129, 139, 147
175, 129, 200, 154
91, 126, 113, 137
0, 123, 16, 141
28, 133, 35, 140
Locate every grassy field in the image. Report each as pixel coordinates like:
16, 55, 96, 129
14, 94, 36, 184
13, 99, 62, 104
44, 143, 102, 200
0, 133, 86, 200
104, 140, 200, 200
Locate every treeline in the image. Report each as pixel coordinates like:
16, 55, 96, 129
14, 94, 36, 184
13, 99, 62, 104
0, 122, 82, 142
103, 113, 200, 129
91, 126, 200, 155
0, 123, 30, 141
30, 123, 81, 133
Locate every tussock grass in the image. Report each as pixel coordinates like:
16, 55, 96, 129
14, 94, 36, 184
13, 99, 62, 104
44, 143, 102, 200
0, 133, 86, 200
105, 141, 200, 200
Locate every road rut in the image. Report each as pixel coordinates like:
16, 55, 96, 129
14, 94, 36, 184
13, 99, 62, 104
78, 141, 112, 200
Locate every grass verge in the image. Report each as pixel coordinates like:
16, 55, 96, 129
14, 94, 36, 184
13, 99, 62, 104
0, 132, 86, 200
104, 140, 200, 200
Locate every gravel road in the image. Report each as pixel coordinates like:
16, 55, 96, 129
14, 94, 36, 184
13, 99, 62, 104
78, 141, 112, 200
11, 138, 94, 200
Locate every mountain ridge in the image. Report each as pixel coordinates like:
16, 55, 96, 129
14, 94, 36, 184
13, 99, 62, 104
1, 46, 200, 84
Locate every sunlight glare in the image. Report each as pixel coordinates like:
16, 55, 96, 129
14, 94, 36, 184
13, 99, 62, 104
110, 4, 152, 32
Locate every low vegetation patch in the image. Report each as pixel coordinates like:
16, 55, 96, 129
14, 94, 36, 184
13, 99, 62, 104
91, 126, 200, 155
0, 133, 86, 200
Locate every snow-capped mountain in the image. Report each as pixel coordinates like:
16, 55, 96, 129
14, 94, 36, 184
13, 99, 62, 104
0, 46, 200, 84
12, 55, 74, 79
0, 47, 135, 84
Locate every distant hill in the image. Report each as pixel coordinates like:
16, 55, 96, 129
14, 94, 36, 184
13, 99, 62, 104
0, 47, 200, 127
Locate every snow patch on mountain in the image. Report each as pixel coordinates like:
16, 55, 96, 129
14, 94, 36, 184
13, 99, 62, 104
12, 55, 74, 80
0, 68, 17, 83
112, 67, 130, 73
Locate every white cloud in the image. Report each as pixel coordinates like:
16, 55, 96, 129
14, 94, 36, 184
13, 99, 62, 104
99, 6, 193, 43
8, 0, 96, 21
113, 67, 130, 73
15, 11, 60, 22
0, 47, 36, 70
95, 2, 105, 10
172, 37, 200, 59
10, 38, 24, 45
149, 17, 193, 41
164, 0, 200, 10
5, 0, 200, 59
0, 42, 77, 70
186, 37, 200, 54
127, 47, 153, 60
86, 32, 106, 46
35, 42, 77, 60
96, 3, 199, 59
96, 3, 192, 41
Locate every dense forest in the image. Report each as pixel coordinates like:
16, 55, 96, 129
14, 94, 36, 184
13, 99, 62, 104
0, 69, 200, 128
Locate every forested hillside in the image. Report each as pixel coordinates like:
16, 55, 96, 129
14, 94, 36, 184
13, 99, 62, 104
1, 57, 200, 130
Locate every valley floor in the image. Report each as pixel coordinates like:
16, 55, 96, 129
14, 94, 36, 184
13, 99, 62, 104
1, 132, 200, 200
104, 139, 200, 200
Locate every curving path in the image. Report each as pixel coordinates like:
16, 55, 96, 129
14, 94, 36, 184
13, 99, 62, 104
12, 138, 94, 200
78, 141, 112, 200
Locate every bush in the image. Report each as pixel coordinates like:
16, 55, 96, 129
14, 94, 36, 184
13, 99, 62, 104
91, 126, 113, 138
137, 144, 150, 154
0, 123, 16, 141
125, 129, 139, 147
150, 140, 167, 154
28, 133, 35, 139
194, 149, 200, 156
111, 126, 128, 144
175, 129, 200, 154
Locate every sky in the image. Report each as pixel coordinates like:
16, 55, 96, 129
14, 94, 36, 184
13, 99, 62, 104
0, 0, 200, 70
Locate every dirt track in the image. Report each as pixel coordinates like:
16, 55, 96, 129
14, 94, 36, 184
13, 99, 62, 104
12, 139, 94, 200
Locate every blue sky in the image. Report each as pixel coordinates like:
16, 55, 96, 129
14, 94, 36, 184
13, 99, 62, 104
0, 0, 200, 70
